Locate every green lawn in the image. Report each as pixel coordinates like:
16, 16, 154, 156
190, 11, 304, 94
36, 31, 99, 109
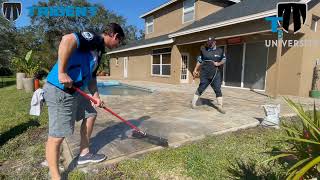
68, 127, 288, 180
0, 77, 49, 179
0, 78, 289, 179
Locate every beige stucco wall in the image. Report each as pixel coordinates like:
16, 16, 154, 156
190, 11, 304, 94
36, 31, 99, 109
110, 45, 181, 84
195, 0, 226, 20
299, 3, 320, 97
110, 1, 320, 97
110, 56, 124, 79
277, 34, 304, 96
145, 0, 229, 39
268, 2, 320, 97
145, 1, 185, 39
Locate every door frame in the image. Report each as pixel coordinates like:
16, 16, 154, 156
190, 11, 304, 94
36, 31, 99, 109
180, 53, 190, 83
123, 57, 128, 78
223, 42, 268, 91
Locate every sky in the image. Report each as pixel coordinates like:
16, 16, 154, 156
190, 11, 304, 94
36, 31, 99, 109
10, 0, 168, 30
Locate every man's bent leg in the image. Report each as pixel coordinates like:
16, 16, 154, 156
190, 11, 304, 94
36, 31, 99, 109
192, 76, 211, 108
76, 95, 106, 165
43, 83, 76, 178
46, 137, 64, 180
79, 116, 96, 156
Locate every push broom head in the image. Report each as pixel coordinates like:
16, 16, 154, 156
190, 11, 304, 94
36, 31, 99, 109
132, 131, 169, 147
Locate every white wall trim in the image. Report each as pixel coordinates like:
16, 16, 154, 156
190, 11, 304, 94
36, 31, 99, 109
107, 39, 174, 55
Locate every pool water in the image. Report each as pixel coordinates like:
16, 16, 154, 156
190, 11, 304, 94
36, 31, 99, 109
96, 83, 152, 96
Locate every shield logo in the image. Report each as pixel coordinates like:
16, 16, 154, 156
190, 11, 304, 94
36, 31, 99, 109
277, 2, 308, 34
2, 2, 22, 22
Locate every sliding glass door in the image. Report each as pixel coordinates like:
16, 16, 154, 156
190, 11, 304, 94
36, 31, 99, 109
224, 42, 268, 90
225, 44, 243, 87
243, 42, 268, 90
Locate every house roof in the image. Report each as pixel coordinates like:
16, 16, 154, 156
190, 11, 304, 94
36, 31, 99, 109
140, 0, 240, 19
109, 0, 311, 55
107, 34, 173, 55
169, 0, 302, 37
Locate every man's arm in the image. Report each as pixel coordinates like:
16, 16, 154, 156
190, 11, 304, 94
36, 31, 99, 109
213, 51, 226, 67
194, 62, 201, 72
88, 78, 99, 97
58, 34, 78, 88
88, 78, 104, 107
193, 56, 202, 78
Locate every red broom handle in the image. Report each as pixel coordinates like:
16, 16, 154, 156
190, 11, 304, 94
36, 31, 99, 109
72, 87, 144, 134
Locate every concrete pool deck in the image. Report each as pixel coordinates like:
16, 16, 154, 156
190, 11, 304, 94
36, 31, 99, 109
63, 79, 320, 171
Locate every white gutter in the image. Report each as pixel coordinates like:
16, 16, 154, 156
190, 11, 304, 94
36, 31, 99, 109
107, 39, 174, 55
169, 9, 277, 38
140, 0, 178, 19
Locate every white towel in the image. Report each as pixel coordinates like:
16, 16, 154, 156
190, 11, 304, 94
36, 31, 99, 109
30, 88, 44, 116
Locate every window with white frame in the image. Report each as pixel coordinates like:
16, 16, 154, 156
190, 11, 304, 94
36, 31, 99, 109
311, 15, 320, 32
183, 0, 195, 23
152, 48, 171, 76
145, 16, 154, 34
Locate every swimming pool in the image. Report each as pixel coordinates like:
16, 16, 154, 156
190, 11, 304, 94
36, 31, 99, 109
96, 81, 153, 96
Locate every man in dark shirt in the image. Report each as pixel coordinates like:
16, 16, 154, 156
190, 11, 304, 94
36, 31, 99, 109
192, 37, 226, 114
44, 23, 124, 180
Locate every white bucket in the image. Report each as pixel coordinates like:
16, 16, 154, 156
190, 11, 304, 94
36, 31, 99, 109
262, 104, 280, 128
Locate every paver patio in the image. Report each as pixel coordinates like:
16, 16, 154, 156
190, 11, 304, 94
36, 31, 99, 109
63, 79, 319, 171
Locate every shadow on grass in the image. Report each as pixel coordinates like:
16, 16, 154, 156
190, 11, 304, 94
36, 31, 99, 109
226, 159, 284, 180
0, 119, 40, 146
0, 79, 15, 88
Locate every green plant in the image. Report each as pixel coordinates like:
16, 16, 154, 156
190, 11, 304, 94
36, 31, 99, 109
263, 97, 320, 179
11, 50, 41, 78
97, 55, 108, 74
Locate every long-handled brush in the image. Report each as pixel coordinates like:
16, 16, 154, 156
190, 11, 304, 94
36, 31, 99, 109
72, 87, 169, 147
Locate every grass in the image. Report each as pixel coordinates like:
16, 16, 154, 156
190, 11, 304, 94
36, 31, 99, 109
0, 77, 49, 179
0, 77, 292, 179
67, 127, 290, 179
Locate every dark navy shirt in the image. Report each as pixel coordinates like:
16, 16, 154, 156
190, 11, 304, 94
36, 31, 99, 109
197, 46, 226, 64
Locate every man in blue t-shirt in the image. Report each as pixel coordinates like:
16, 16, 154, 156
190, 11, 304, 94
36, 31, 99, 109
192, 37, 226, 114
43, 23, 124, 180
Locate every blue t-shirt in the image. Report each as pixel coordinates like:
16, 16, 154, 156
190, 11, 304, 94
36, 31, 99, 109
47, 32, 105, 90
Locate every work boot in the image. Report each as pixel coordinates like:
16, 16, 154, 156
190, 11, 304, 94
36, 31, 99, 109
191, 94, 200, 108
216, 97, 226, 114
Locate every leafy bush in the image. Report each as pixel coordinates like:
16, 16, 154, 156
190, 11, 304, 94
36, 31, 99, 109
264, 97, 320, 179
11, 50, 42, 78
